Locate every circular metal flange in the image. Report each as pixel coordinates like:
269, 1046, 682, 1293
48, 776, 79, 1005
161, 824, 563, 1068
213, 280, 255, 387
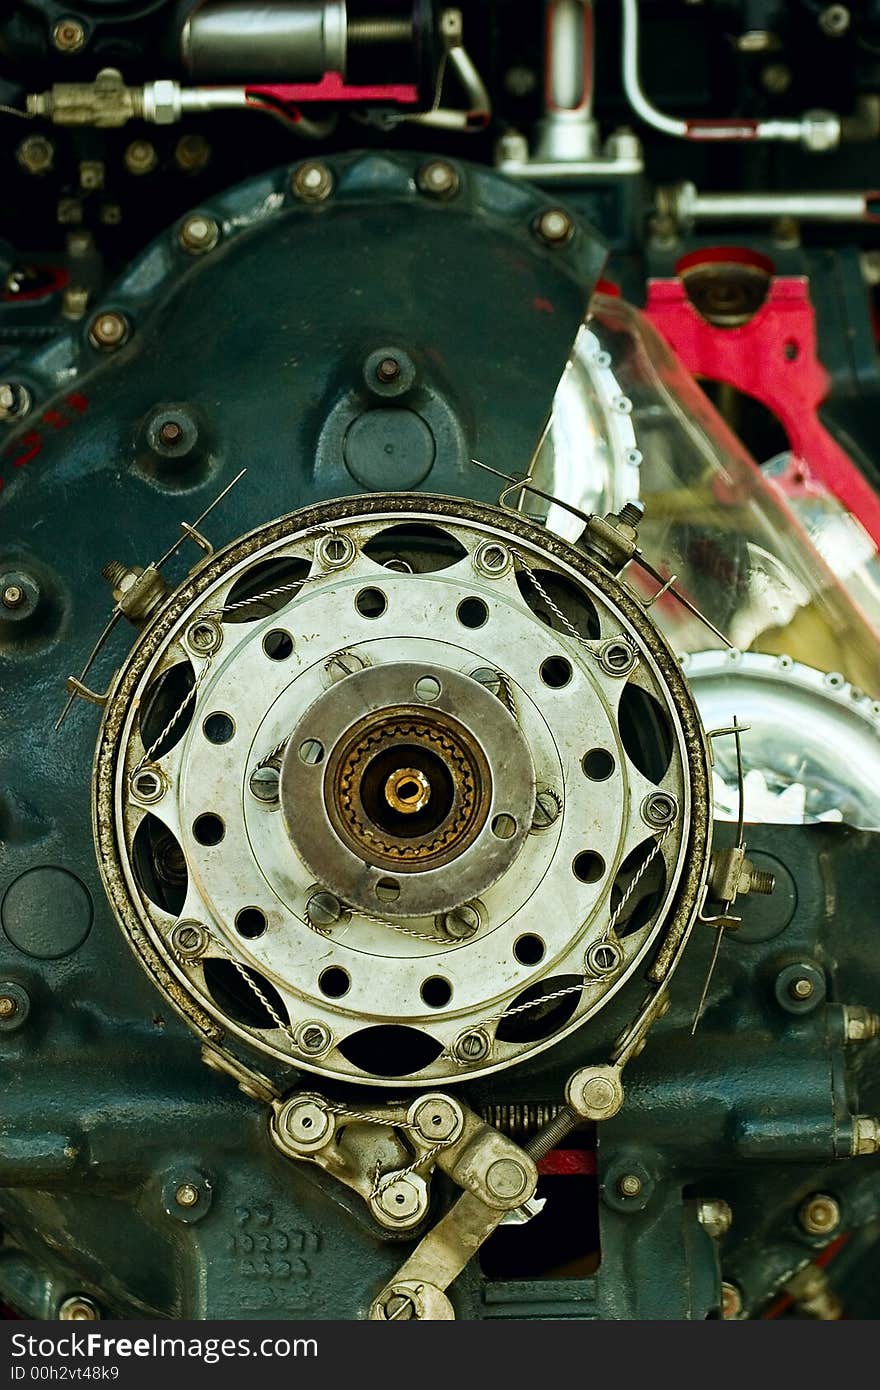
93, 495, 711, 1088
281, 662, 535, 916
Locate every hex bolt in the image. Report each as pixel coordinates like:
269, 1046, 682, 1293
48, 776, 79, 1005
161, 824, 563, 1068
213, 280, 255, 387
417, 160, 460, 199
697, 1198, 733, 1238
88, 311, 129, 351
721, 1281, 743, 1319
2, 584, 24, 610
296, 1023, 332, 1055
532, 788, 562, 830
52, 18, 86, 53
535, 207, 575, 245
306, 890, 343, 930
376, 356, 401, 384
58, 1296, 100, 1321
799, 1194, 840, 1237
292, 162, 333, 203
175, 1182, 200, 1209
179, 214, 220, 255
187, 619, 223, 655
617, 1173, 643, 1199
842, 1005, 880, 1042
438, 903, 481, 940
851, 1116, 880, 1156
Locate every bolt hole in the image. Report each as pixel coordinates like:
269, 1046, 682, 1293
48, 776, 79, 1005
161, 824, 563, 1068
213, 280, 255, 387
492, 814, 517, 840
356, 587, 387, 619
193, 813, 225, 846
514, 934, 545, 966
457, 597, 489, 629
319, 966, 350, 998
235, 907, 267, 939
203, 712, 235, 744
414, 674, 441, 702
299, 739, 324, 765
573, 851, 605, 883
263, 629, 294, 660
582, 748, 615, 781
540, 656, 572, 688
784, 339, 799, 361
375, 877, 401, 902
421, 977, 453, 1008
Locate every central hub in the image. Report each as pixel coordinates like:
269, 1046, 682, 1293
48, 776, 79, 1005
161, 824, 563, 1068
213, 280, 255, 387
384, 767, 432, 816
279, 662, 537, 917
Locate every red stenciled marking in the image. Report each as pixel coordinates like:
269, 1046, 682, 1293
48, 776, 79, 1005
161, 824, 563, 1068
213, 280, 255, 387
532, 296, 556, 315
1, 392, 90, 486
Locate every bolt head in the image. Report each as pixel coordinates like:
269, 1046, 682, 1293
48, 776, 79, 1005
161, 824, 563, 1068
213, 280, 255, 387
453, 1028, 491, 1062
174, 1182, 199, 1208
52, 18, 86, 53
790, 977, 814, 1000
2, 584, 24, 610
376, 357, 401, 383
295, 1021, 332, 1056
179, 214, 220, 255
799, 1194, 840, 1236
58, 1296, 100, 1321
306, 890, 342, 929
417, 160, 460, 199
486, 1158, 529, 1202
532, 788, 562, 829
0, 996, 17, 1020
89, 311, 128, 350
282, 1098, 332, 1149
438, 903, 481, 940
409, 1095, 463, 1144
697, 1198, 733, 1238
292, 162, 333, 203
536, 207, 575, 245
124, 140, 157, 176
617, 1172, 643, 1198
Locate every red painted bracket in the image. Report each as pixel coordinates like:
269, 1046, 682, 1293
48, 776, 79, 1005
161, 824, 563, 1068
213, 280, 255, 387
644, 275, 880, 546
246, 73, 419, 106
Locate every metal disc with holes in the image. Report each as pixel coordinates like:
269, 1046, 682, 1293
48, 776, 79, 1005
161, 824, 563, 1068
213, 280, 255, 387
93, 495, 712, 1087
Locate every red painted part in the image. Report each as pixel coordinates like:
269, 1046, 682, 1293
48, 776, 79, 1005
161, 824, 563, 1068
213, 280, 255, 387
1, 265, 68, 303
537, 1149, 597, 1177
595, 277, 621, 298
675, 246, 775, 277
246, 73, 420, 106
644, 275, 880, 546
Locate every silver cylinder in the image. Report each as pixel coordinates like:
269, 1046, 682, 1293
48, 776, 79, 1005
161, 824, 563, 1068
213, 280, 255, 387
680, 188, 877, 224
182, 1, 348, 83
